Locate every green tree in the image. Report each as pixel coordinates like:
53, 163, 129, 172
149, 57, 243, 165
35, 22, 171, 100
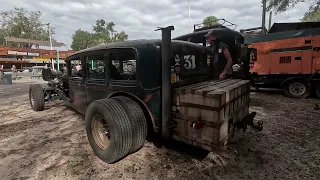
70, 29, 94, 51
0, 7, 55, 47
92, 19, 128, 43
267, 0, 320, 14
302, 8, 320, 21
71, 19, 128, 51
203, 16, 219, 27
0, 28, 6, 45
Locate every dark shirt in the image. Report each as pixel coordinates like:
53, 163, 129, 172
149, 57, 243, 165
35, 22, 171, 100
206, 42, 230, 79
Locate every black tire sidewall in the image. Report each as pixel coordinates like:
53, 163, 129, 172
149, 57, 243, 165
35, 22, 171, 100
284, 80, 311, 98
29, 84, 34, 109
85, 100, 120, 163
112, 96, 148, 153
29, 84, 45, 111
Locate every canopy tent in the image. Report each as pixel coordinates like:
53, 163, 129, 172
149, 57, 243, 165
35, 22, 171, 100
4, 37, 66, 47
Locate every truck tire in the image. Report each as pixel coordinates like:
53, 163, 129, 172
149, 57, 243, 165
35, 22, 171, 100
316, 84, 320, 98
283, 80, 311, 98
112, 96, 148, 153
29, 84, 45, 111
85, 98, 132, 164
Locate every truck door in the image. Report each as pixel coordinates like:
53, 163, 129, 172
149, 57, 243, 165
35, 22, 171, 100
68, 57, 86, 114
84, 52, 109, 107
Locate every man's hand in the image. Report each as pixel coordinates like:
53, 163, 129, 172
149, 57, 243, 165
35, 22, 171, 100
219, 72, 225, 79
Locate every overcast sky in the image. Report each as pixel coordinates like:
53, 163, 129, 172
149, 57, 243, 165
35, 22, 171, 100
0, 0, 312, 50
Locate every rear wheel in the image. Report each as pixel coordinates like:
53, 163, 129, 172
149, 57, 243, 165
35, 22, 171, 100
112, 96, 148, 153
85, 98, 132, 164
29, 84, 45, 111
283, 80, 311, 98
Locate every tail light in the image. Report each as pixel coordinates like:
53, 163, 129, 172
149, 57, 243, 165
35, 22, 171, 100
190, 121, 203, 129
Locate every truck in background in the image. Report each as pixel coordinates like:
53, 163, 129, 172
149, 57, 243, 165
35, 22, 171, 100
244, 22, 320, 98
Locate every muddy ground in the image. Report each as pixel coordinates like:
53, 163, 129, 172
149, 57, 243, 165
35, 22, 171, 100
0, 78, 319, 180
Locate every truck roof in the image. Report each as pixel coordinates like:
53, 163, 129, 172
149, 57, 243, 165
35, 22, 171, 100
67, 39, 206, 60
268, 21, 320, 33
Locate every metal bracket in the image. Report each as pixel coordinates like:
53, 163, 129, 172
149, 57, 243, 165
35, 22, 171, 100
155, 26, 174, 31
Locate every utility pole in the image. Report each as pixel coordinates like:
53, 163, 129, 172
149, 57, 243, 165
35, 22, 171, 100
47, 23, 54, 70
261, 0, 267, 34
188, 0, 191, 33
268, 11, 272, 30
47, 23, 53, 50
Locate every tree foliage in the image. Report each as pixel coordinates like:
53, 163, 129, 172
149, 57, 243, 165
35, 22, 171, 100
71, 19, 128, 51
302, 8, 320, 21
70, 29, 93, 51
0, 7, 55, 47
203, 16, 219, 27
267, 0, 320, 14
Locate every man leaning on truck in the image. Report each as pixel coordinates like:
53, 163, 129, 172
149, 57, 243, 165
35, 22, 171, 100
205, 30, 233, 80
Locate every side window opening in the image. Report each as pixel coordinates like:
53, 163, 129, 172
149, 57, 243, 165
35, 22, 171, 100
85, 55, 105, 80
70, 59, 82, 78
110, 50, 137, 81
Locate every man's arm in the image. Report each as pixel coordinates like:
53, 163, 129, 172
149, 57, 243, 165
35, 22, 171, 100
222, 48, 233, 75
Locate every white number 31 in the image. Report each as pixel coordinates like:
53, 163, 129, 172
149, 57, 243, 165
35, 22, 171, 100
184, 55, 196, 69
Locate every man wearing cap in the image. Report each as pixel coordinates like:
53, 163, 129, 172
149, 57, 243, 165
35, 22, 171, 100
204, 30, 233, 79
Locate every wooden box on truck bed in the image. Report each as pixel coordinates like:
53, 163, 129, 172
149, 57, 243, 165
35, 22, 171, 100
172, 79, 251, 151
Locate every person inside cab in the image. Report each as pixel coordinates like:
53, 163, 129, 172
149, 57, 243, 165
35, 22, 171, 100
204, 30, 233, 79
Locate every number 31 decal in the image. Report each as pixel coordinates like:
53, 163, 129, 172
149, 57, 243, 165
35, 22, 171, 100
184, 55, 196, 69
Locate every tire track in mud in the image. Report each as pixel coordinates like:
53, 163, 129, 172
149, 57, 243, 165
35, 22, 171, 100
0, 81, 93, 179
0, 103, 91, 180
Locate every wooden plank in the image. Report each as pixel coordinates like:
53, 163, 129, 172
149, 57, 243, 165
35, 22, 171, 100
176, 80, 227, 95
195, 79, 241, 96
175, 85, 250, 123
176, 80, 239, 115
172, 114, 223, 128
172, 78, 251, 150
208, 80, 249, 104
174, 80, 226, 94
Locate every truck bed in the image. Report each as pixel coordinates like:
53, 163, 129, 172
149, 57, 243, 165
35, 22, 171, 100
171, 79, 251, 151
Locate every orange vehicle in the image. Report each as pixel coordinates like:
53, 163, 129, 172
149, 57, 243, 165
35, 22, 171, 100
244, 22, 320, 98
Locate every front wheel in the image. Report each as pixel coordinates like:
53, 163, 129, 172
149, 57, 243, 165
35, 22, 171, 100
283, 80, 311, 98
29, 84, 45, 111
85, 98, 132, 164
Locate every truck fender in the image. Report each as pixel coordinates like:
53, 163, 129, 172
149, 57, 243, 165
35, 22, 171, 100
108, 91, 158, 133
280, 77, 309, 88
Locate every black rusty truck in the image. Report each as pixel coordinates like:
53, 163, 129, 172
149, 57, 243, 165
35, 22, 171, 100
28, 26, 262, 164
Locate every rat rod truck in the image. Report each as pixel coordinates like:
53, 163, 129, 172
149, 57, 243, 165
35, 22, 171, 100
28, 26, 263, 164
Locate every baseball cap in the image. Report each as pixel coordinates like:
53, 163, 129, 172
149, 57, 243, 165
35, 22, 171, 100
204, 30, 217, 37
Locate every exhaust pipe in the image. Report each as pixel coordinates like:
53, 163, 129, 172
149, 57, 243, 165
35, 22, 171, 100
156, 25, 174, 139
